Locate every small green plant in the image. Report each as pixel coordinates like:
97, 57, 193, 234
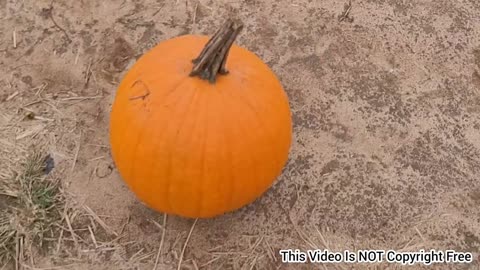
0, 151, 64, 267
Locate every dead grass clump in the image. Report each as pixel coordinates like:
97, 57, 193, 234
0, 151, 64, 268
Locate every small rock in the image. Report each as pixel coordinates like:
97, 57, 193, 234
44, 154, 55, 174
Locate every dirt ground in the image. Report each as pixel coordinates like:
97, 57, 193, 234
1, 0, 480, 269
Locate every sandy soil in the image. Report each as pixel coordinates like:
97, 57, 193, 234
1, 0, 480, 269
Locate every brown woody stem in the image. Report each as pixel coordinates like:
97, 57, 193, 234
189, 19, 244, 83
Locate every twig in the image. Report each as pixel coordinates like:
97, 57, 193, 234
249, 256, 258, 270
60, 95, 102, 101
83, 205, 118, 236
152, 4, 165, 16
70, 133, 81, 173
414, 226, 426, 244
288, 214, 318, 250
32, 115, 54, 122
15, 125, 45, 140
55, 229, 64, 254
339, 0, 353, 22
0, 192, 18, 198
177, 219, 198, 270
153, 214, 167, 270
264, 239, 276, 262
89, 156, 105, 161
13, 29, 17, 49
316, 228, 330, 250
191, 2, 199, 33
249, 236, 263, 253
87, 226, 98, 248
129, 248, 145, 262
28, 244, 34, 269
6, 91, 19, 101
20, 263, 79, 270
133, 250, 156, 263
84, 59, 93, 87
22, 99, 44, 107
192, 260, 199, 270
398, 238, 416, 252
46, 4, 72, 43
315, 229, 346, 270
199, 257, 221, 268
64, 209, 79, 248
86, 143, 109, 148
15, 233, 21, 270
119, 215, 130, 235
96, 235, 127, 248
74, 50, 80, 65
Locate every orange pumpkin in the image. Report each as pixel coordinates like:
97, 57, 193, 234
109, 20, 292, 218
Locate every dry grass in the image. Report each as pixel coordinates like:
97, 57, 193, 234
0, 149, 154, 269
0, 150, 64, 268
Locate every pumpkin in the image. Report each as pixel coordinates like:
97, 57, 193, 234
109, 19, 292, 218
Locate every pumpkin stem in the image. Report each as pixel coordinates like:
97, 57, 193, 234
189, 19, 244, 83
